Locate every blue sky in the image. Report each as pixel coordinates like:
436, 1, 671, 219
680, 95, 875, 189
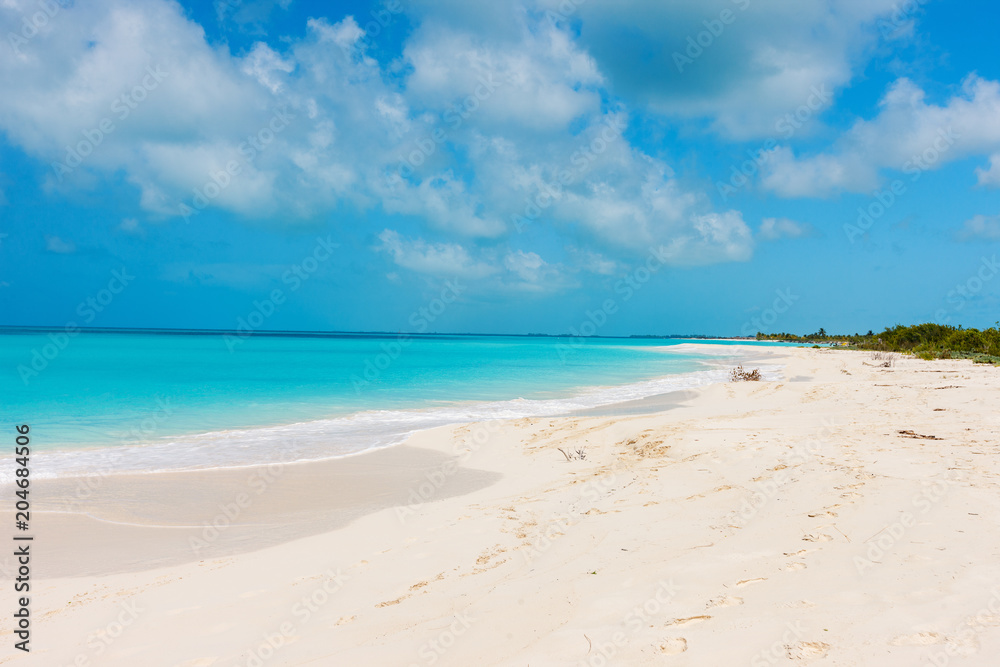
1, 0, 999, 336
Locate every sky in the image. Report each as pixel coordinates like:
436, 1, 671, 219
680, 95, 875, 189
1, 0, 999, 337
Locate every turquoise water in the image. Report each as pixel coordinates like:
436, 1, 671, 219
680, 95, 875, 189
0, 329, 787, 478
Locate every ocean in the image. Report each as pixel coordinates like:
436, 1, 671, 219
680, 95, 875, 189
0, 329, 788, 480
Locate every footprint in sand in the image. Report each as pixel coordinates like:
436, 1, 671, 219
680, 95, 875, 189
376, 595, 407, 608
736, 578, 767, 588
666, 615, 711, 627
802, 533, 833, 542
658, 637, 688, 654
708, 596, 743, 608
889, 632, 945, 646
783, 549, 811, 557
785, 641, 830, 660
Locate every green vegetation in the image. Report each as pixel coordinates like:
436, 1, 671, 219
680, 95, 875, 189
756, 322, 1000, 364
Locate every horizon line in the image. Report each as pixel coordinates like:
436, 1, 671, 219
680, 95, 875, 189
0, 324, 755, 340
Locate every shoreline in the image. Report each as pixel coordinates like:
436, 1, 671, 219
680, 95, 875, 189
10, 344, 1000, 665
7, 345, 779, 483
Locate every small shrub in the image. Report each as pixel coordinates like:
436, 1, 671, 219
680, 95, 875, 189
870, 351, 896, 368
730, 366, 762, 382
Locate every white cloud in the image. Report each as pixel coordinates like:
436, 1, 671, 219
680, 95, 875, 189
503, 249, 545, 281
241, 42, 296, 94
403, 19, 602, 132
138, 141, 281, 217
381, 173, 506, 238
976, 153, 1000, 188
554, 165, 699, 249
758, 217, 815, 240
0, 0, 282, 219
501, 249, 569, 290
1, 1, 265, 155
376, 230, 497, 279
460, 114, 756, 262
500, 249, 574, 291
410, 0, 897, 139
652, 211, 754, 266
45, 235, 76, 253
377, 232, 573, 292
762, 75, 1000, 197
374, 94, 411, 139
0, 0, 759, 269
566, 247, 617, 275
760, 146, 875, 198
308, 14, 366, 52
559, 0, 904, 138
958, 214, 1000, 242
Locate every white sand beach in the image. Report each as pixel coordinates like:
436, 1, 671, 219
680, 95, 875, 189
6, 344, 1000, 666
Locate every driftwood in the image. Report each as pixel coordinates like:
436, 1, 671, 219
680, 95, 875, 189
557, 447, 587, 461
730, 366, 761, 382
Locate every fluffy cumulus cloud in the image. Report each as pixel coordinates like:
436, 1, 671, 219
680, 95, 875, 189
402, 19, 603, 132
0, 0, 282, 215
762, 75, 1000, 197
402, 0, 910, 139
653, 211, 754, 265
7, 0, 901, 288
555, 0, 904, 138
379, 172, 506, 238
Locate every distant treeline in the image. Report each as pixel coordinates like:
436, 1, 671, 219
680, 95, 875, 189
756, 323, 1000, 363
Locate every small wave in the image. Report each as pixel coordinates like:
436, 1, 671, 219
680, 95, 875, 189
0, 364, 781, 482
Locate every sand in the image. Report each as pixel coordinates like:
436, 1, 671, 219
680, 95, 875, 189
3, 344, 1000, 666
